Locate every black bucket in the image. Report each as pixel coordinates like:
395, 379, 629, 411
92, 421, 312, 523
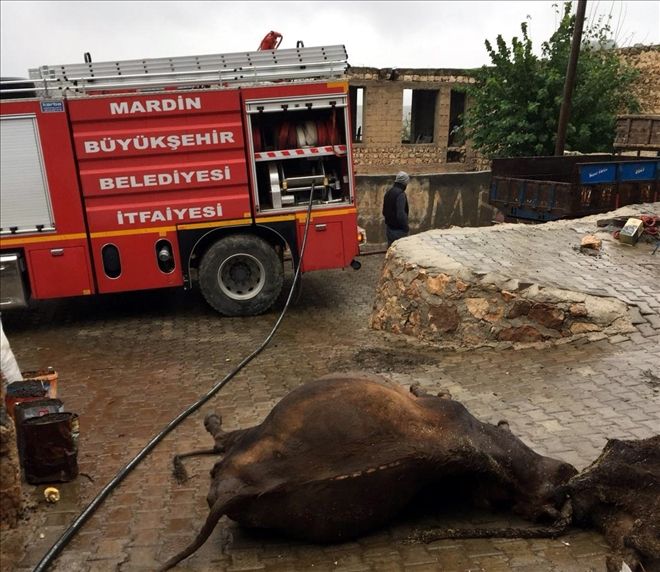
14, 399, 64, 467
21, 412, 79, 484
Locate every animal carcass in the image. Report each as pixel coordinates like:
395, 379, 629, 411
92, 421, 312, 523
160, 373, 576, 570
568, 436, 659, 572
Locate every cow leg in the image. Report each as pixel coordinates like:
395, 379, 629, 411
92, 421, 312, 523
173, 414, 255, 483
172, 448, 218, 483
205, 412, 252, 452
625, 522, 660, 569
602, 513, 656, 572
605, 550, 642, 572
409, 497, 573, 544
171, 413, 228, 483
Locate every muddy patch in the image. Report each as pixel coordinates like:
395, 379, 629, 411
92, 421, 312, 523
339, 347, 438, 373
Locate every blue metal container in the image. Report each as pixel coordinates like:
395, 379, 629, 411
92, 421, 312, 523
618, 161, 657, 182
579, 163, 617, 185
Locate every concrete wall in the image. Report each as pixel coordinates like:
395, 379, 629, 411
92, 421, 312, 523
355, 171, 498, 245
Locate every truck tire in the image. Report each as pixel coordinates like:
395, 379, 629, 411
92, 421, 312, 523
198, 235, 284, 316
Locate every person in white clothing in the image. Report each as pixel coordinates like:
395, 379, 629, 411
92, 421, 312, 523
0, 317, 23, 388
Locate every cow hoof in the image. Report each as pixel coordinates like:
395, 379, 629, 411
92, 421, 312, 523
498, 420, 511, 432
204, 413, 223, 437
410, 384, 428, 397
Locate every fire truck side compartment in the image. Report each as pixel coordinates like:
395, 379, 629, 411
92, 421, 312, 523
246, 94, 351, 212
0, 99, 95, 302
0, 115, 55, 234
26, 246, 93, 299
241, 86, 358, 273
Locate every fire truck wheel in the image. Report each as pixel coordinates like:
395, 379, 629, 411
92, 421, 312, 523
199, 235, 284, 316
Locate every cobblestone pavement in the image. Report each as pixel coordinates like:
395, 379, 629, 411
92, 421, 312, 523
425, 203, 660, 326
1, 216, 659, 572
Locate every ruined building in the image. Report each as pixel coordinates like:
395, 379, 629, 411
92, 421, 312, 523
348, 45, 659, 176
347, 66, 482, 175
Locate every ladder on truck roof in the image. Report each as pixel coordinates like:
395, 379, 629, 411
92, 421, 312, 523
2, 45, 348, 97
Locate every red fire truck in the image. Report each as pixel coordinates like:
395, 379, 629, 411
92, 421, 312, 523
0, 45, 364, 316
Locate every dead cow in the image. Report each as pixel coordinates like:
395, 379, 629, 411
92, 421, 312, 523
160, 373, 576, 570
569, 436, 660, 572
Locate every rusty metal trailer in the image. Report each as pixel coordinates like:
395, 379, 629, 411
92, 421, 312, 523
489, 154, 659, 222
614, 115, 660, 154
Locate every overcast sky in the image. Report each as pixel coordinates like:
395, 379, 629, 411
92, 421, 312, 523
1, 1, 658, 77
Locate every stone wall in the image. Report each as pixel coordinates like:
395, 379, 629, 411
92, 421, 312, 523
356, 171, 498, 245
370, 235, 635, 351
618, 45, 660, 114
0, 383, 21, 529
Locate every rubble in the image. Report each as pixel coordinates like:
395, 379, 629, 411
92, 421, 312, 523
580, 234, 602, 251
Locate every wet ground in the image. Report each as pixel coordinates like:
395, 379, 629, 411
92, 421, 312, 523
1, 249, 659, 571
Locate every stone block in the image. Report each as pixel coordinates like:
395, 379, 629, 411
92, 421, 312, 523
428, 304, 460, 333
528, 303, 565, 330
507, 300, 532, 319
496, 326, 545, 343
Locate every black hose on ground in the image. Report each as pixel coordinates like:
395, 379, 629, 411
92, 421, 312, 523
33, 191, 317, 572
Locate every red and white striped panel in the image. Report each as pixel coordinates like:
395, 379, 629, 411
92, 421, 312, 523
255, 145, 347, 162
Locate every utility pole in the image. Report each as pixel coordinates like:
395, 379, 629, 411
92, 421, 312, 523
554, 0, 588, 156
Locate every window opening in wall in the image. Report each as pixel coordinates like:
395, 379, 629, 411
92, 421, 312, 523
402, 89, 437, 144
349, 86, 364, 143
402, 89, 412, 143
447, 89, 466, 163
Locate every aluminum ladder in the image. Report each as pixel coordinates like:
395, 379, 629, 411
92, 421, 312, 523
3, 45, 348, 97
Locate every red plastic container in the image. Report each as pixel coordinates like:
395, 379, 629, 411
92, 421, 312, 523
21, 368, 58, 399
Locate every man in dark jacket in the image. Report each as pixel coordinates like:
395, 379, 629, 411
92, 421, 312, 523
382, 171, 410, 247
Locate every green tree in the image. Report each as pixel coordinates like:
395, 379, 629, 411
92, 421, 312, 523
464, 2, 640, 158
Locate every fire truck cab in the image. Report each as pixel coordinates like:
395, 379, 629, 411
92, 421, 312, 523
0, 45, 364, 316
